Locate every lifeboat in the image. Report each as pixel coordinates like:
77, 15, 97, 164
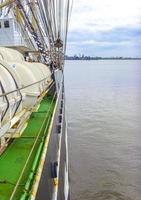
0, 47, 52, 138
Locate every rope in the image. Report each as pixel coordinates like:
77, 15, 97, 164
0, 0, 73, 66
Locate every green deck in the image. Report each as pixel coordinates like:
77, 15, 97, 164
0, 95, 55, 200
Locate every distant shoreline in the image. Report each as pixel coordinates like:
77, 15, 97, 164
65, 57, 141, 60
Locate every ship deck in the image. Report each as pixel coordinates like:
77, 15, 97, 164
0, 94, 56, 200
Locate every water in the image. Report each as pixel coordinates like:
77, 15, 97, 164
64, 60, 141, 200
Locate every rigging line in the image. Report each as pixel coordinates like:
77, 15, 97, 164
15, 0, 48, 63
47, 1, 56, 44
19, 22, 36, 49
59, 0, 62, 39
63, 0, 68, 43
25, 0, 48, 49
25, 2, 44, 48
36, 0, 51, 42
36, 1, 53, 62
68, 0, 73, 27
64, 0, 71, 55
58, 0, 61, 38
42, 0, 54, 37
55, 0, 59, 39
62, 0, 66, 42
47, 0, 56, 42
41, 0, 55, 45
63, 0, 67, 41
13, 8, 36, 49
13, 4, 36, 49
55, 0, 58, 37
37, 0, 56, 60
64, 0, 73, 55
62, 0, 68, 46
61, 0, 66, 44
35, 8, 48, 41
32, 1, 50, 47
61, 0, 65, 40
49, 0, 57, 40
0, 0, 15, 9
51, 0, 57, 39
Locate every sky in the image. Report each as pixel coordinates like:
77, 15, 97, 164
66, 0, 141, 57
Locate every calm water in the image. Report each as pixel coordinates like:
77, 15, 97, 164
64, 60, 141, 200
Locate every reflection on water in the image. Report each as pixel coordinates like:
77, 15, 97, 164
64, 60, 141, 200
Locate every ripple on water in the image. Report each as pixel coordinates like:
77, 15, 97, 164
93, 191, 132, 200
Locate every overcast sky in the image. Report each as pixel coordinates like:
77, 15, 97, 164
66, 0, 141, 57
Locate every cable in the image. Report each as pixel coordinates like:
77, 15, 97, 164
0, 0, 73, 67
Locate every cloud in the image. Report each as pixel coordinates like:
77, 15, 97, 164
67, 0, 141, 56
69, 0, 141, 32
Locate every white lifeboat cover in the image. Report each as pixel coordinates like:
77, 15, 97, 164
0, 47, 24, 62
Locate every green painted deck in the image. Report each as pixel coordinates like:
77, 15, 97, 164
0, 95, 56, 200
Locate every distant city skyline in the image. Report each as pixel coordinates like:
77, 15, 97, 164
66, 0, 141, 57
65, 54, 141, 60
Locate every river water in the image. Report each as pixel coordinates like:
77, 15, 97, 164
64, 60, 141, 200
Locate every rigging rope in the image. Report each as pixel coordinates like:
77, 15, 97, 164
0, 0, 73, 66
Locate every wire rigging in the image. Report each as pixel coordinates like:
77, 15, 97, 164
0, 0, 73, 67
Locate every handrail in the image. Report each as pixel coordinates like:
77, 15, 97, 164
9, 91, 57, 200
0, 76, 51, 98
29, 76, 64, 200
0, 81, 10, 121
